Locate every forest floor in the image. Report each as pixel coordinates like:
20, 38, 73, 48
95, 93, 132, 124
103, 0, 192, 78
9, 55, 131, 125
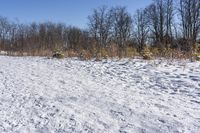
0, 56, 200, 133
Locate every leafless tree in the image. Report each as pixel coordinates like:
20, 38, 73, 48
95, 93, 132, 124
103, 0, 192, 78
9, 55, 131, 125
179, 0, 200, 50
165, 0, 174, 45
67, 26, 83, 51
0, 16, 12, 50
134, 9, 149, 51
146, 3, 160, 47
112, 6, 132, 56
88, 6, 113, 55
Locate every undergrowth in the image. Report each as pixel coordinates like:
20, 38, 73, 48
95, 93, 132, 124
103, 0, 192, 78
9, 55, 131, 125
1, 44, 200, 61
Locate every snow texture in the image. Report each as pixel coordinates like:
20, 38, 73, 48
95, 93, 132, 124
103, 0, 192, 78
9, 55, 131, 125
0, 56, 199, 133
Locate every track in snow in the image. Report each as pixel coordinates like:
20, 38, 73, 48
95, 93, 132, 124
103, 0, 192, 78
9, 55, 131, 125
0, 56, 200, 132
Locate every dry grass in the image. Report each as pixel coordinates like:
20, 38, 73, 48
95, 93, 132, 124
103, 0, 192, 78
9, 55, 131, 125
64, 49, 79, 57
1, 45, 200, 61
4, 50, 52, 57
141, 47, 153, 60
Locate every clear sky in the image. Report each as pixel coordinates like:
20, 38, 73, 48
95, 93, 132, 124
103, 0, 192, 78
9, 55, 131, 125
0, 0, 152, 28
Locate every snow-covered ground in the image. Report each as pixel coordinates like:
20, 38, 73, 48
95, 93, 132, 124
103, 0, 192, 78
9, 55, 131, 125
0, 56, 199, 133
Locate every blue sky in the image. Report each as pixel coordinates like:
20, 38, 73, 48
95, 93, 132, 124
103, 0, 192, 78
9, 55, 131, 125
0, 0, 152, 28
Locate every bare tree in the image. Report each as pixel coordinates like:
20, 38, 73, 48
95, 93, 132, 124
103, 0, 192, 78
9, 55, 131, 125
38, 23, 47, 50
179, 0, 200, 50
88, 6, 113, 55
0, 16, 11, 50
112, 6, 132, 56
145, 0, 175, 49
146, 4, 160, 47
134, 9, 149, 51
67, 26, 83, 51
165, 0, 174, 45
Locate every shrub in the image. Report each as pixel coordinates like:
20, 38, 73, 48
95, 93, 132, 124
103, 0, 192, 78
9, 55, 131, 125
150, 47, 160, 57
125, 47, 138, 57
191, 43, 200, 61
101, 48, 109, 59
163, 47, 172, 58
141, 47, 152, 60
192, 43, 200, 52
52, 49, 64, 59
65, 49, 79, 57
95, 53, 102, 61
94, 48, 109, 61
109, 44, 118, 57
79, 49, 92, 60
192, 52, 200, 61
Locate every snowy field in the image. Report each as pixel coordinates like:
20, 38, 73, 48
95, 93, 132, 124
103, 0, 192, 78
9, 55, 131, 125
0, 56, 200, 133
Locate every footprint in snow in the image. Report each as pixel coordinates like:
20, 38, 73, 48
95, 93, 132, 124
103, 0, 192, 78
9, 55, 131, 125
69, 96, 78, 102
59, 80, 66, 84
190, 100, 200, 105
189, 76, 200, 81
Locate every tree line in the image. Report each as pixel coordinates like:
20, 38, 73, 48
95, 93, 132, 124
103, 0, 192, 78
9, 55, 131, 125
0, 0, 200, 57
